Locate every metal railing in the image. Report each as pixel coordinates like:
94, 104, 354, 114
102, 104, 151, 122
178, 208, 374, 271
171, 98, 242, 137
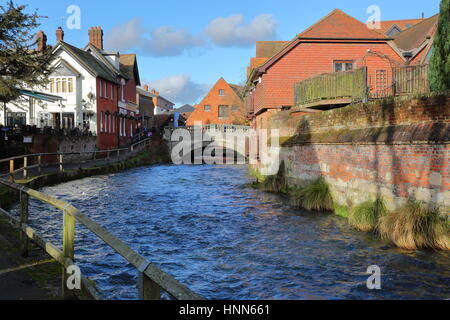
0, 138, 153, 182
0, 179, 203, 300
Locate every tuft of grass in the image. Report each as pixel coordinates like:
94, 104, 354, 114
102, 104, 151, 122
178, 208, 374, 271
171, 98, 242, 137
349, 198, 386, 232
248, 162, 288, 194
378, 201, 450, 251
334, 204, 350, 219
289, 177, 334, 212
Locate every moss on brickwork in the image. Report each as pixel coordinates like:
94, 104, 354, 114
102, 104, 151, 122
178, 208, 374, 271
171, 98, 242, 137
271, 93, 450, 147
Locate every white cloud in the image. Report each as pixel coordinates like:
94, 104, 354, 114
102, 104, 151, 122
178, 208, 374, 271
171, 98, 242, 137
205, 14, 278, 47
148, 75, 211, 105
105, 20, 203, 57
142, 26, 204, 57
105, 13, 279, 56
105, 18, 144, 52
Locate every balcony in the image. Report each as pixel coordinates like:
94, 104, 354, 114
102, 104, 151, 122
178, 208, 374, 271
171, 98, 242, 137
294, 67, 368, 110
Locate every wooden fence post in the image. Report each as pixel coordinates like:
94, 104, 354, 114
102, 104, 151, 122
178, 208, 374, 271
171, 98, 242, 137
62, 209, 76, 300
23, 157, 28, 179
59, 154, 64, 172
138, 271, 161, 300
20, 192, 29, 257
9, 159, 14, 182
38, 155, 42, 175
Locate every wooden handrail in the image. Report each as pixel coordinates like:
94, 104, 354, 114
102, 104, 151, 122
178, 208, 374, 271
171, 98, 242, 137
0, 179, 204, 300
0, 138, 153, 180
0, 138, 151, 164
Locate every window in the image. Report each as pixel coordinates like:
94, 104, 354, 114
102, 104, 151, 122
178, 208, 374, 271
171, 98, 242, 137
219, 89, 225, 96
99, 80, 103, 97
61, 78, 67, 92
119, 118, 123, 136
232, 105, 239, 112
218, 105, 229, 119
100, 112, 104, 132
68, 78, 73, 93
334, 61, 354, 72
56, 78, 61, 93
104, 82, 108, 99
50, 78, 74, 94
204, 105, 211, 112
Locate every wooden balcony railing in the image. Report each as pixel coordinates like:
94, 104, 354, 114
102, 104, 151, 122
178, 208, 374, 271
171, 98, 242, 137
294, 67, 368, 108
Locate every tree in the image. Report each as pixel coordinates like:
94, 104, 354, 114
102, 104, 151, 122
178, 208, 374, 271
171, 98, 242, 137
429, 0, 450, 92
0, 1, 52, 105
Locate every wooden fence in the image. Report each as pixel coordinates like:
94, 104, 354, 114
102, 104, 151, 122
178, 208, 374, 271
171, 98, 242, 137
294, 67, 368, 107
294, 64, 430, 108
393, 64, 430, 95
0, 146, 203, 300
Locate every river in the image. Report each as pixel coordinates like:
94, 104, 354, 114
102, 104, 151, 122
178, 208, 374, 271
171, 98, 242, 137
17, 165, 450, 300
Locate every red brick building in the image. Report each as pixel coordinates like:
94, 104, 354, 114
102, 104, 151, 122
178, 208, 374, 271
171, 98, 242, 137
246, 9, 406, 127
187, 78, 246, 126
118, 54, 141, 147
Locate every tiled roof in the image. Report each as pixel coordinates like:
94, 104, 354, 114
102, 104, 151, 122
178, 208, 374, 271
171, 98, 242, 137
256, 41, 290, 58
120, 54, 141, 86
229, 84, 244, 100
58, 41, 118, 83
393, 14, 439, 52
377, 19, 424, 35
176, 104, 195, 113
297, 9, 389, 39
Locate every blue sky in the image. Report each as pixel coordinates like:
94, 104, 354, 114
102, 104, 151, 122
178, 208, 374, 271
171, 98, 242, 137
21, 0, 441, 106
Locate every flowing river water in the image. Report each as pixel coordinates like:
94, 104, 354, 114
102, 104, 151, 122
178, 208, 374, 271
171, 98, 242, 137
15, 165, 450, 300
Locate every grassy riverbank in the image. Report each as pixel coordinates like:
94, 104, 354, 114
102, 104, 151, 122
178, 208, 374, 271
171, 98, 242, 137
248, 166, 450, 251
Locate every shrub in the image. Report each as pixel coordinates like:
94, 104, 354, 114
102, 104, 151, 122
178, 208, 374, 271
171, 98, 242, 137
290, 177, 334, 212
378, 201, 450, 251
349, 198, 386, 232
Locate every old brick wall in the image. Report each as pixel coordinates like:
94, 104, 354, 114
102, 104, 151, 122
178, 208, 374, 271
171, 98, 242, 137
268, 94, 450, 214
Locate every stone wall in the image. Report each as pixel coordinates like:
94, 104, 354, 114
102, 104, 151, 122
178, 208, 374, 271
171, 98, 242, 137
268, 93, 450, 215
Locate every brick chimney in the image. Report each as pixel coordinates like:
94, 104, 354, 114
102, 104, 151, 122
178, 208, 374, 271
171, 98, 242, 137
89, 26, 104, 50
144, 84, 149, 91
56, 27, 64, 42
37, 31, 47, 52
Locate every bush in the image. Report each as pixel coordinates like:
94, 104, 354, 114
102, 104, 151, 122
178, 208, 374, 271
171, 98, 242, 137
378, 201, 450, 250
349, 198, 386, 232
290, 177, 334, 212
